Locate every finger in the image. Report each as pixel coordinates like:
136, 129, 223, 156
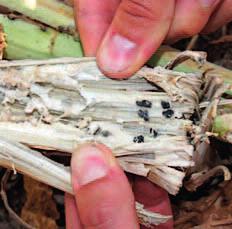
74, 0, 120, 56
97, 0, 175, 79
166, 0, 221, 43
71, 143, 139, 229
203, 0, 232, 33
65, 193, 83, 229
133, 177, 173, 229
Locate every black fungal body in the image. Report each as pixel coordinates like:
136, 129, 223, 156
101, 130, 111, 137
133, 135, 144, 143
152, 129, 158, 138
138, 109, 149, 122
136, 100, 152, 108
150, 128, 158, 138
163, 109, 174, 118
93, 127, 101, 135
161, 101, 170, 109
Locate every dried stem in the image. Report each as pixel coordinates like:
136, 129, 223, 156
165, 50, 207, 70
186, 35, 199, 50
148, 46, 232, 86
185, 165, 231, 192
0, 57, 203, 195
0, 137, 171, 227
0, 52, 224, 226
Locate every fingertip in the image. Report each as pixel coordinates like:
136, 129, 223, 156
71, 143, 138, 228
71, 143, 117, 192
96, 0, 175, 79
97, 32, 141, 79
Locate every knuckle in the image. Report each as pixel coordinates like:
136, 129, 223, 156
120, 0, 157, 22
77, 8, 104, 19
82, 202, 115, 228
77, 5, 114, 22
177, 24, 201, 38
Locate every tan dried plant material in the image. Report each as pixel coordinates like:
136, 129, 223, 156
142, 51, 206, 106
136, 202, 171, 227
142, 66, 202, 106
0, 138, 172, 227
21, 176, 59, 229
185, 165, 231, 192
165, 50, 207, 70
185, 75, 231, 190
0, 51, 210, 227
0, 55, 206, 195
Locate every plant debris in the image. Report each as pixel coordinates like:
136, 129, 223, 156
1, 47, 231, 228
0, 54, 204, 196
0, 51, 210, 227
0, 1, 230, 228
21, 177, 59, 229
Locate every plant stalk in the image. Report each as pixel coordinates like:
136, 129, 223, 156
0, 137, 171, 227
0, 56, 204, 195
0, 14, 83, 59
0, 0, 77, 36
149, 46, 232, 85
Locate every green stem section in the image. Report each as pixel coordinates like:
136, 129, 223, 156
0, 14, 83, 59
0, 0, 77, 36
212, 114, 232, 143
149, 46, 232, 85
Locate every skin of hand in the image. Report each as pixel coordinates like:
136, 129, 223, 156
65, 1, 231, 228
74, 0, 232, 79
65, 144, 173, 229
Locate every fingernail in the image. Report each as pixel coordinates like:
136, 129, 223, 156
199, 0, 218, 7
98, 33, 138, 74
72, 145, 110, 186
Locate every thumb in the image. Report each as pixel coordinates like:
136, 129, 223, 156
97, 0, 175, 79
71, 144, 139, 229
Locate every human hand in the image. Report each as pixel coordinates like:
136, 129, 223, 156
74, 0, 231, 78
65, 144, 173, 229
